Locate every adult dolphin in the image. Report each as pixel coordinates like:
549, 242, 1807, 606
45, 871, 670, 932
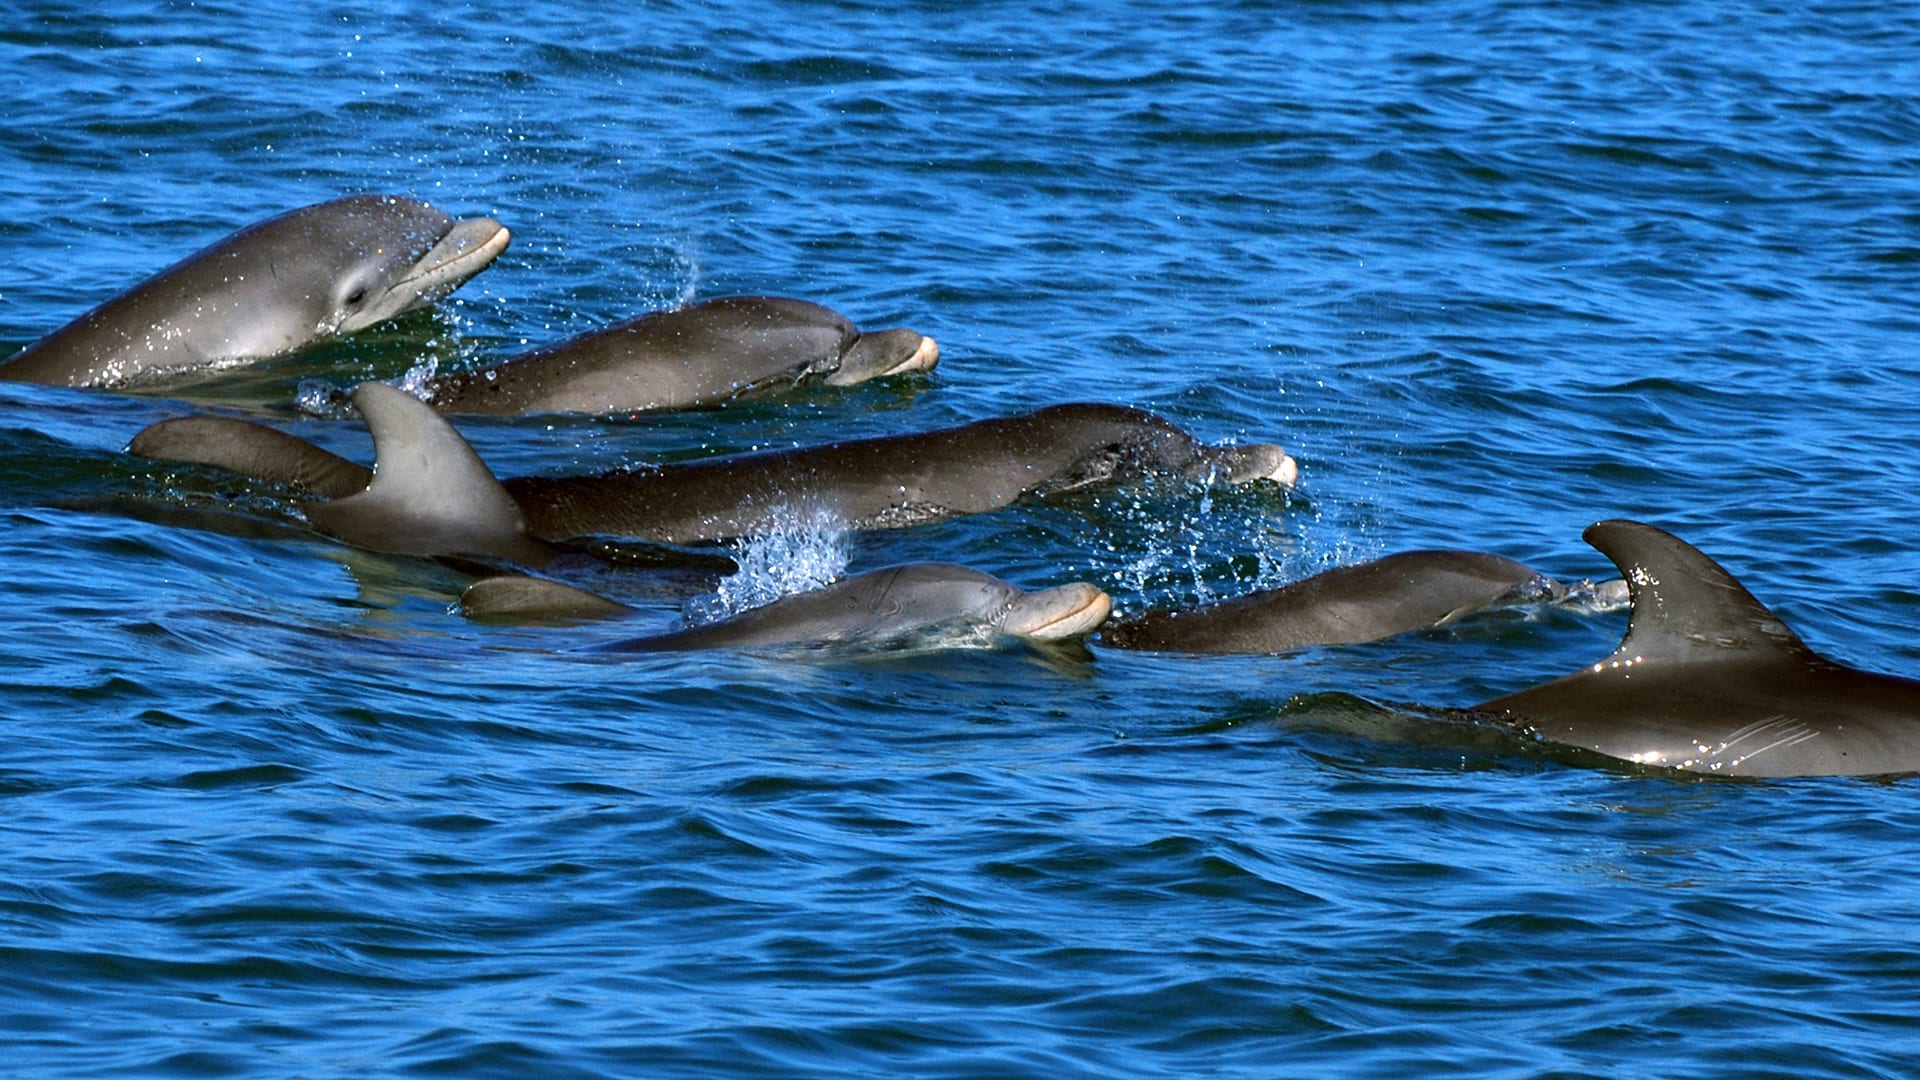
1475, 519, 1920, 777
460, 564, 1113, 649
0, 194, 510, 387
1101, 550, 1574, 654
422, 295, 938, 415
499, 401, 1297, 544
128, 389, 1298, 548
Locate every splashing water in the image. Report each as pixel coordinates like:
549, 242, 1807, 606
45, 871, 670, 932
682, 506, 851, 625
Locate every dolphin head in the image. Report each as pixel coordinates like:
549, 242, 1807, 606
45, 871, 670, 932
824, 328, 940, 386
313, 195, 511, 336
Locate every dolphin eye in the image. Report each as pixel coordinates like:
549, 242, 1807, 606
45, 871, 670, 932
344, 286, 368, 307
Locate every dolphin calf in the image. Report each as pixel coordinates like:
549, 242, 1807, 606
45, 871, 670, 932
421, 295, 938, 415
129, 388, 1298, 550
0, 194, 510, 387
1101, 550, 1566, 654
1475, 519, 1920, 777
460, 564, 1112, 650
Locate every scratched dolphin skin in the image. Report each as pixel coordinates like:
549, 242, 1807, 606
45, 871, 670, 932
0, 195, 509, 387
422, 295, 938, 415
1476, 519, 1920, 777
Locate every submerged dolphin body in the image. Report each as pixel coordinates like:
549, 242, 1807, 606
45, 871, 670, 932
1, 195, 510, 387
129, 388, 1298, 549
460, 564, 1112, 649
1101, 550, 1566, 654
422, 295, 938, 415
1476, 519, 1920, 777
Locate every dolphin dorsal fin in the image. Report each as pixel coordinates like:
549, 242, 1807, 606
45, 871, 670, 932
1584, 519, 1814, 664
306, 382, 547, 564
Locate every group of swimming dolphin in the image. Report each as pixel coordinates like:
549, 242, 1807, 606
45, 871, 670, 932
8, 193, 1918, 778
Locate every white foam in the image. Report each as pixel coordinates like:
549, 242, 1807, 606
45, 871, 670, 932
683, 507, 851, 625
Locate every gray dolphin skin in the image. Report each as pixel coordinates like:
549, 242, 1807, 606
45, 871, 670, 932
500, 402, 1297, 544
1101, 550, 1561, 654
128, 392, 1298, 549
460, 575, 640, 622
422, 295, 939, 415
0, 194, 510, 387
528, 564, 1111, 650
300, 384, 553, 565
128, 415, 373, 499
1476, 520, 1920, 777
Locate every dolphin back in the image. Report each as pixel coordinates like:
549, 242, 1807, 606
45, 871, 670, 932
305, 383, 550, 564
1584, 519, 1815, 664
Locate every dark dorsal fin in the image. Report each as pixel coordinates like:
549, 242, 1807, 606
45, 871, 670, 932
305, 382, 550, 565
1585, 519, 1816, 664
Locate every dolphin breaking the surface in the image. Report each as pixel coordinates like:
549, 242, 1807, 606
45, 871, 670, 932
1101, 550, 1572, 654
129, 384, 1298, 554
1476, 519, 1920, 777
1, 194, 509, 387
422, 295, 938, 415
460, 564, 1112, 650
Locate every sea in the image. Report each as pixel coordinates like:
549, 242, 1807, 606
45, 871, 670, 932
3, 2, 1919, 1076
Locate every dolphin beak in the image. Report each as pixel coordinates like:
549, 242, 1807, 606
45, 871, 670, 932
825, 330, 940, 386
1218, 443, 1299, 488
396, 216, 512, 301
1003, 582, 1113, 641
340, 216, 512, 333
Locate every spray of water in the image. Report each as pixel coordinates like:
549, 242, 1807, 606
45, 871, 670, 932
682, 506, 851, 625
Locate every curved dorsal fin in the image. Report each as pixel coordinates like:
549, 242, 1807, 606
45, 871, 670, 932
306, 382, 549, 565
1585, 519, 1814, 663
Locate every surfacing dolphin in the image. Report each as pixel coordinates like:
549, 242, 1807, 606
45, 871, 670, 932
460, 564, 1112, 650
1475, 519, 1920, 777
129, 386, 1298, 549
0, 194, 510, 387
1101, 550, 1573, 654
499, 402, 1297, 544
298, 383, 553, 566
421, 295, 938, 415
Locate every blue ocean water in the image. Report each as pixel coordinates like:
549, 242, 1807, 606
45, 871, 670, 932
4, 1, 1920, 1076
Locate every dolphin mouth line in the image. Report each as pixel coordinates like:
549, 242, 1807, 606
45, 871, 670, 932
876, 334, 940, 377
1007, 585, 1113, 640
394, 217, 512, 298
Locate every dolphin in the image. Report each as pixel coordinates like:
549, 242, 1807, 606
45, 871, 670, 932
128, 390, 1299, 549
1101, 550, 1567, 654
0, 194, 510, 387
421, 295, 938, 415
1475, 519, 1920, 777
460, 564, 1112, 650
499, 402, 1297, 544
299, 384, 554, 566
